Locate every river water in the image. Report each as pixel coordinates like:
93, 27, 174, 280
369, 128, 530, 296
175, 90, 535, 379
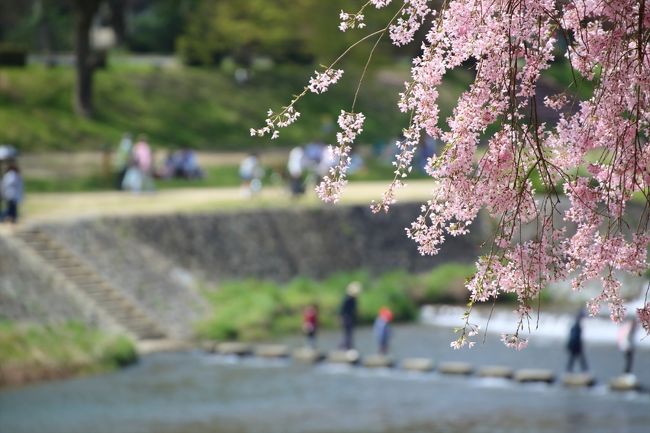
1, 325, 649, 433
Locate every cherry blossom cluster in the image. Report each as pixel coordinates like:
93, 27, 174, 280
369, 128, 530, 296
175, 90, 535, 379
339, 10, 366, 32
370, 0, 393, 8
389, 0, 431, 46
639, 304, 650, 334
250, 106, 300, 140
308, 68, 344, 94
500, 334, 529, 351
254, 0, 650, 345
316, 111, 365, 203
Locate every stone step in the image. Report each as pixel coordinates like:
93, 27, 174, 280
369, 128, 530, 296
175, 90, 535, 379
38, 249, 73, 258
513, 369, 555, 383
21, 240, 55, 249
362, 354, 394, 368
55, 264, 86, 271
562, 373, 596, 387
477, 365, 514, 379
61, 270, 97, 279
400, 357, 434, 372
81, 286, 115, 295
326, 350, 360, 365
291, 347, 324, 364
609, 374, 639, 391
137, 339, 194, 355
438, 361, 473, 375
133, 330, 166, 339
200, 340, 219, 353
17, 228, 168, 341
217, 342, 252, 356
254, 344, 289, 358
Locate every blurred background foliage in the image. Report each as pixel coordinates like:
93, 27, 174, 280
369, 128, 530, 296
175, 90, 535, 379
0, 0, 451, 152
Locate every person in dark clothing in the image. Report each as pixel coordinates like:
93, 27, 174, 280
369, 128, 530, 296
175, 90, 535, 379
339, 282, 361, 350
566, 309, 588, 372
617, 317, 638, 374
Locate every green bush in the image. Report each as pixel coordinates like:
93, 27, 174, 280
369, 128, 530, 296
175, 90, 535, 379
410, 263, 476, 304
196, 264, 481, 342
0, 321, 137, 374
196, 262, 558, 342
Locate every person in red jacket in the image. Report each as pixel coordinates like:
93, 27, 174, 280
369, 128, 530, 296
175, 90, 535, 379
303, 304, 319, 348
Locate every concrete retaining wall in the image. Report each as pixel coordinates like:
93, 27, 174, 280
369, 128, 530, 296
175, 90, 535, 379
103, 203, 481, 282
2, 203, 483, 333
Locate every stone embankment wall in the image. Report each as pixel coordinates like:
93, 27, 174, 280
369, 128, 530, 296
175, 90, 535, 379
103, 204, 482, 282
1, 203, 483, 333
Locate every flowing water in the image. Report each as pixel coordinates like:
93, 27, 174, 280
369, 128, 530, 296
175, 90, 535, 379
1, 325, 649, 433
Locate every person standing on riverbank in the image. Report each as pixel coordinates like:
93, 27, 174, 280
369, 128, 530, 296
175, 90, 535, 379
617, 317, 638, 374
566, 309, 589, 372
1, 162, 24, 224
302, 304, 319, 348
339, 282, 361, 350
374, 306, 393, 355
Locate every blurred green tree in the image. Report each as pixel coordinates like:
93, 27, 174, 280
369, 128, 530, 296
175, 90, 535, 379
177, 0, 399, 67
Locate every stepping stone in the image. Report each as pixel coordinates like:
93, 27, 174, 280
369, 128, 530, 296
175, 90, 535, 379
438, 361, 473, 375
562, 373, 596, 387
401, 358, 434, 372
254, 344, 289, 358
327, 350, 360, 365
513, 368, 555, 383
137, 339, 194, 355
477, 365, 513, 379
200, 340, 218, 353
216, 342, 252, 356
609, 374, 639, 391
362, 354, 394, 368
292, 347, 324, 364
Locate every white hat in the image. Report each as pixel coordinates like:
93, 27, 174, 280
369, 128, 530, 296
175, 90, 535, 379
346, 281, 362, 296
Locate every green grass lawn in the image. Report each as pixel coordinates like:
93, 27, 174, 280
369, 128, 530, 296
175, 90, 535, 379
0, 60, 472, 153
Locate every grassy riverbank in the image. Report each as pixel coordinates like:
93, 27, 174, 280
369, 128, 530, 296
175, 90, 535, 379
0, 322, 137, 387
0, 62, 467, 152
197, 264, 477, 341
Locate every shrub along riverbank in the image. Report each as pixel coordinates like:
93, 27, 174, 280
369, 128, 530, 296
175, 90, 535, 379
197, 264, 478, 341
0, 322, 137, 387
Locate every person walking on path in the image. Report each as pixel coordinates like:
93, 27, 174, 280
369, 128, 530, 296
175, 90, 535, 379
130, 134, 155, 192
566, 309, 589, 372
339, 282, 361, 350
239, 152, 263, 197
287, 146, 305, 197
617, 317, 638, 374
374, 306, 393, 355
302, 304, 319, 348
114, 132, 133, 189
1, 163, 24, 224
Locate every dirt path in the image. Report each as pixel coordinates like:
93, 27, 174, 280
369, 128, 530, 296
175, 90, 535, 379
20, 180, 436, 224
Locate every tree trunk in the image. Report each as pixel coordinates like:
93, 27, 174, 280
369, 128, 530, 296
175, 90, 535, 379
73, 0, 102, 118
108, 0, 127, 46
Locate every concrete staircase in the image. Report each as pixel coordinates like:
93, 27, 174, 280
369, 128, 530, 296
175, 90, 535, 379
15, 228, 167, 340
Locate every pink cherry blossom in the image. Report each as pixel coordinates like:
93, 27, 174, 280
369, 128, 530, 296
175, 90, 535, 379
254, 0, 650, 346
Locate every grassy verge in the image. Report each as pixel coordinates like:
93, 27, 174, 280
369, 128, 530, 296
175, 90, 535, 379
0, 62, 438, 152
0, 321, 137, 387
22, 156, 431, 193
196, 264, 478, 342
